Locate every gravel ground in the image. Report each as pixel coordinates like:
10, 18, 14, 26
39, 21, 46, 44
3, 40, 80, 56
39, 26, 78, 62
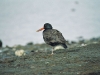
0, 42, 100, 75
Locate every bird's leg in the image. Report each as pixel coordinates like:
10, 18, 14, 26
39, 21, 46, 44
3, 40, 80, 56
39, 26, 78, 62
51, 47, 54, 55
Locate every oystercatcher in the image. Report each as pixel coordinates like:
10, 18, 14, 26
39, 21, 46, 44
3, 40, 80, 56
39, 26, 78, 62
36, 23, 67, 54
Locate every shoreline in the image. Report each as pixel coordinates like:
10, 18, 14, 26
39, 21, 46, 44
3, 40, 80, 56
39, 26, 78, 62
0, 40, 100, 75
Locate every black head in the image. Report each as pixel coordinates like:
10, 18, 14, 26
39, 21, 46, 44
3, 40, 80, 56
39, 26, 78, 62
44, 23, 53, 29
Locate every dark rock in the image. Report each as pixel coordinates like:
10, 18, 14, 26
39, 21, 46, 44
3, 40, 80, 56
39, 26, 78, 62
0, 57, 16, 63
71, 41, 77, 44
88, 72, 100, 75
0, 40, 2, 47
26, 42, 33, 45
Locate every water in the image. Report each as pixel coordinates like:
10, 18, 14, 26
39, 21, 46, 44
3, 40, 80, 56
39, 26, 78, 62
0, 0, 100, 46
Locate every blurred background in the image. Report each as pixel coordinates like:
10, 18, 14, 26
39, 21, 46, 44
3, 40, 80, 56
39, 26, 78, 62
0, 0, 100, 46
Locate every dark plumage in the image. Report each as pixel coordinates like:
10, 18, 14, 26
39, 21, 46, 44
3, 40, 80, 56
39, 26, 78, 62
37, 23, 67, 54
43, 29, 67, 48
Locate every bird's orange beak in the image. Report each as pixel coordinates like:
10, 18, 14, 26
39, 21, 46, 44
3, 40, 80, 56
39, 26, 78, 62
36, 27, 44, 32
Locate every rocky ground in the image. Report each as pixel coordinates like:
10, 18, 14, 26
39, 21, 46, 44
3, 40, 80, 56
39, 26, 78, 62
0, 38, 100, 75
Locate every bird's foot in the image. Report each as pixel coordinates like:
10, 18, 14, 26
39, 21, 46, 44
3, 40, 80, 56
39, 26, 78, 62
51, 52, 54, 55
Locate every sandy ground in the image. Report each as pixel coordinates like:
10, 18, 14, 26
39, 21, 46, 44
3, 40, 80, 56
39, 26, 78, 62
0, 42, 100, 75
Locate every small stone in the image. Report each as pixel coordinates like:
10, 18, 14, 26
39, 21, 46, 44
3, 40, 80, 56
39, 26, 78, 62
79, 65, 81, 66
15, 49, 26, 57
30, 66, 35, 68
63, 57, 66, 58
81, 43, 87, 46
77, 72, 80, 74
45, 62, 49, 64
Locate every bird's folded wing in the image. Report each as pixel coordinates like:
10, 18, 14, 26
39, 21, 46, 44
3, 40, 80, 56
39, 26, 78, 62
43, 29, 66, 44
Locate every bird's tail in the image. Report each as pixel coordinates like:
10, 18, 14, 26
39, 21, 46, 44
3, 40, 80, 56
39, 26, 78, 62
62, 43, 67, 48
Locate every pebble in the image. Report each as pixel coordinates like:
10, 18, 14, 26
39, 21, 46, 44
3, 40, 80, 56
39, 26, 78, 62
45, 62, 49, 64
30, 66, 35, 69
15, 49, 26, 57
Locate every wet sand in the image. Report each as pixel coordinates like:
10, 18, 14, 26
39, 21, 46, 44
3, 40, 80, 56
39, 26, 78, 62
0, 42, 100, 75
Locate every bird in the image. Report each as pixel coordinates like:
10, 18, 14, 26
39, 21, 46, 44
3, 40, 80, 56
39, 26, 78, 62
36, 23, 67, 55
